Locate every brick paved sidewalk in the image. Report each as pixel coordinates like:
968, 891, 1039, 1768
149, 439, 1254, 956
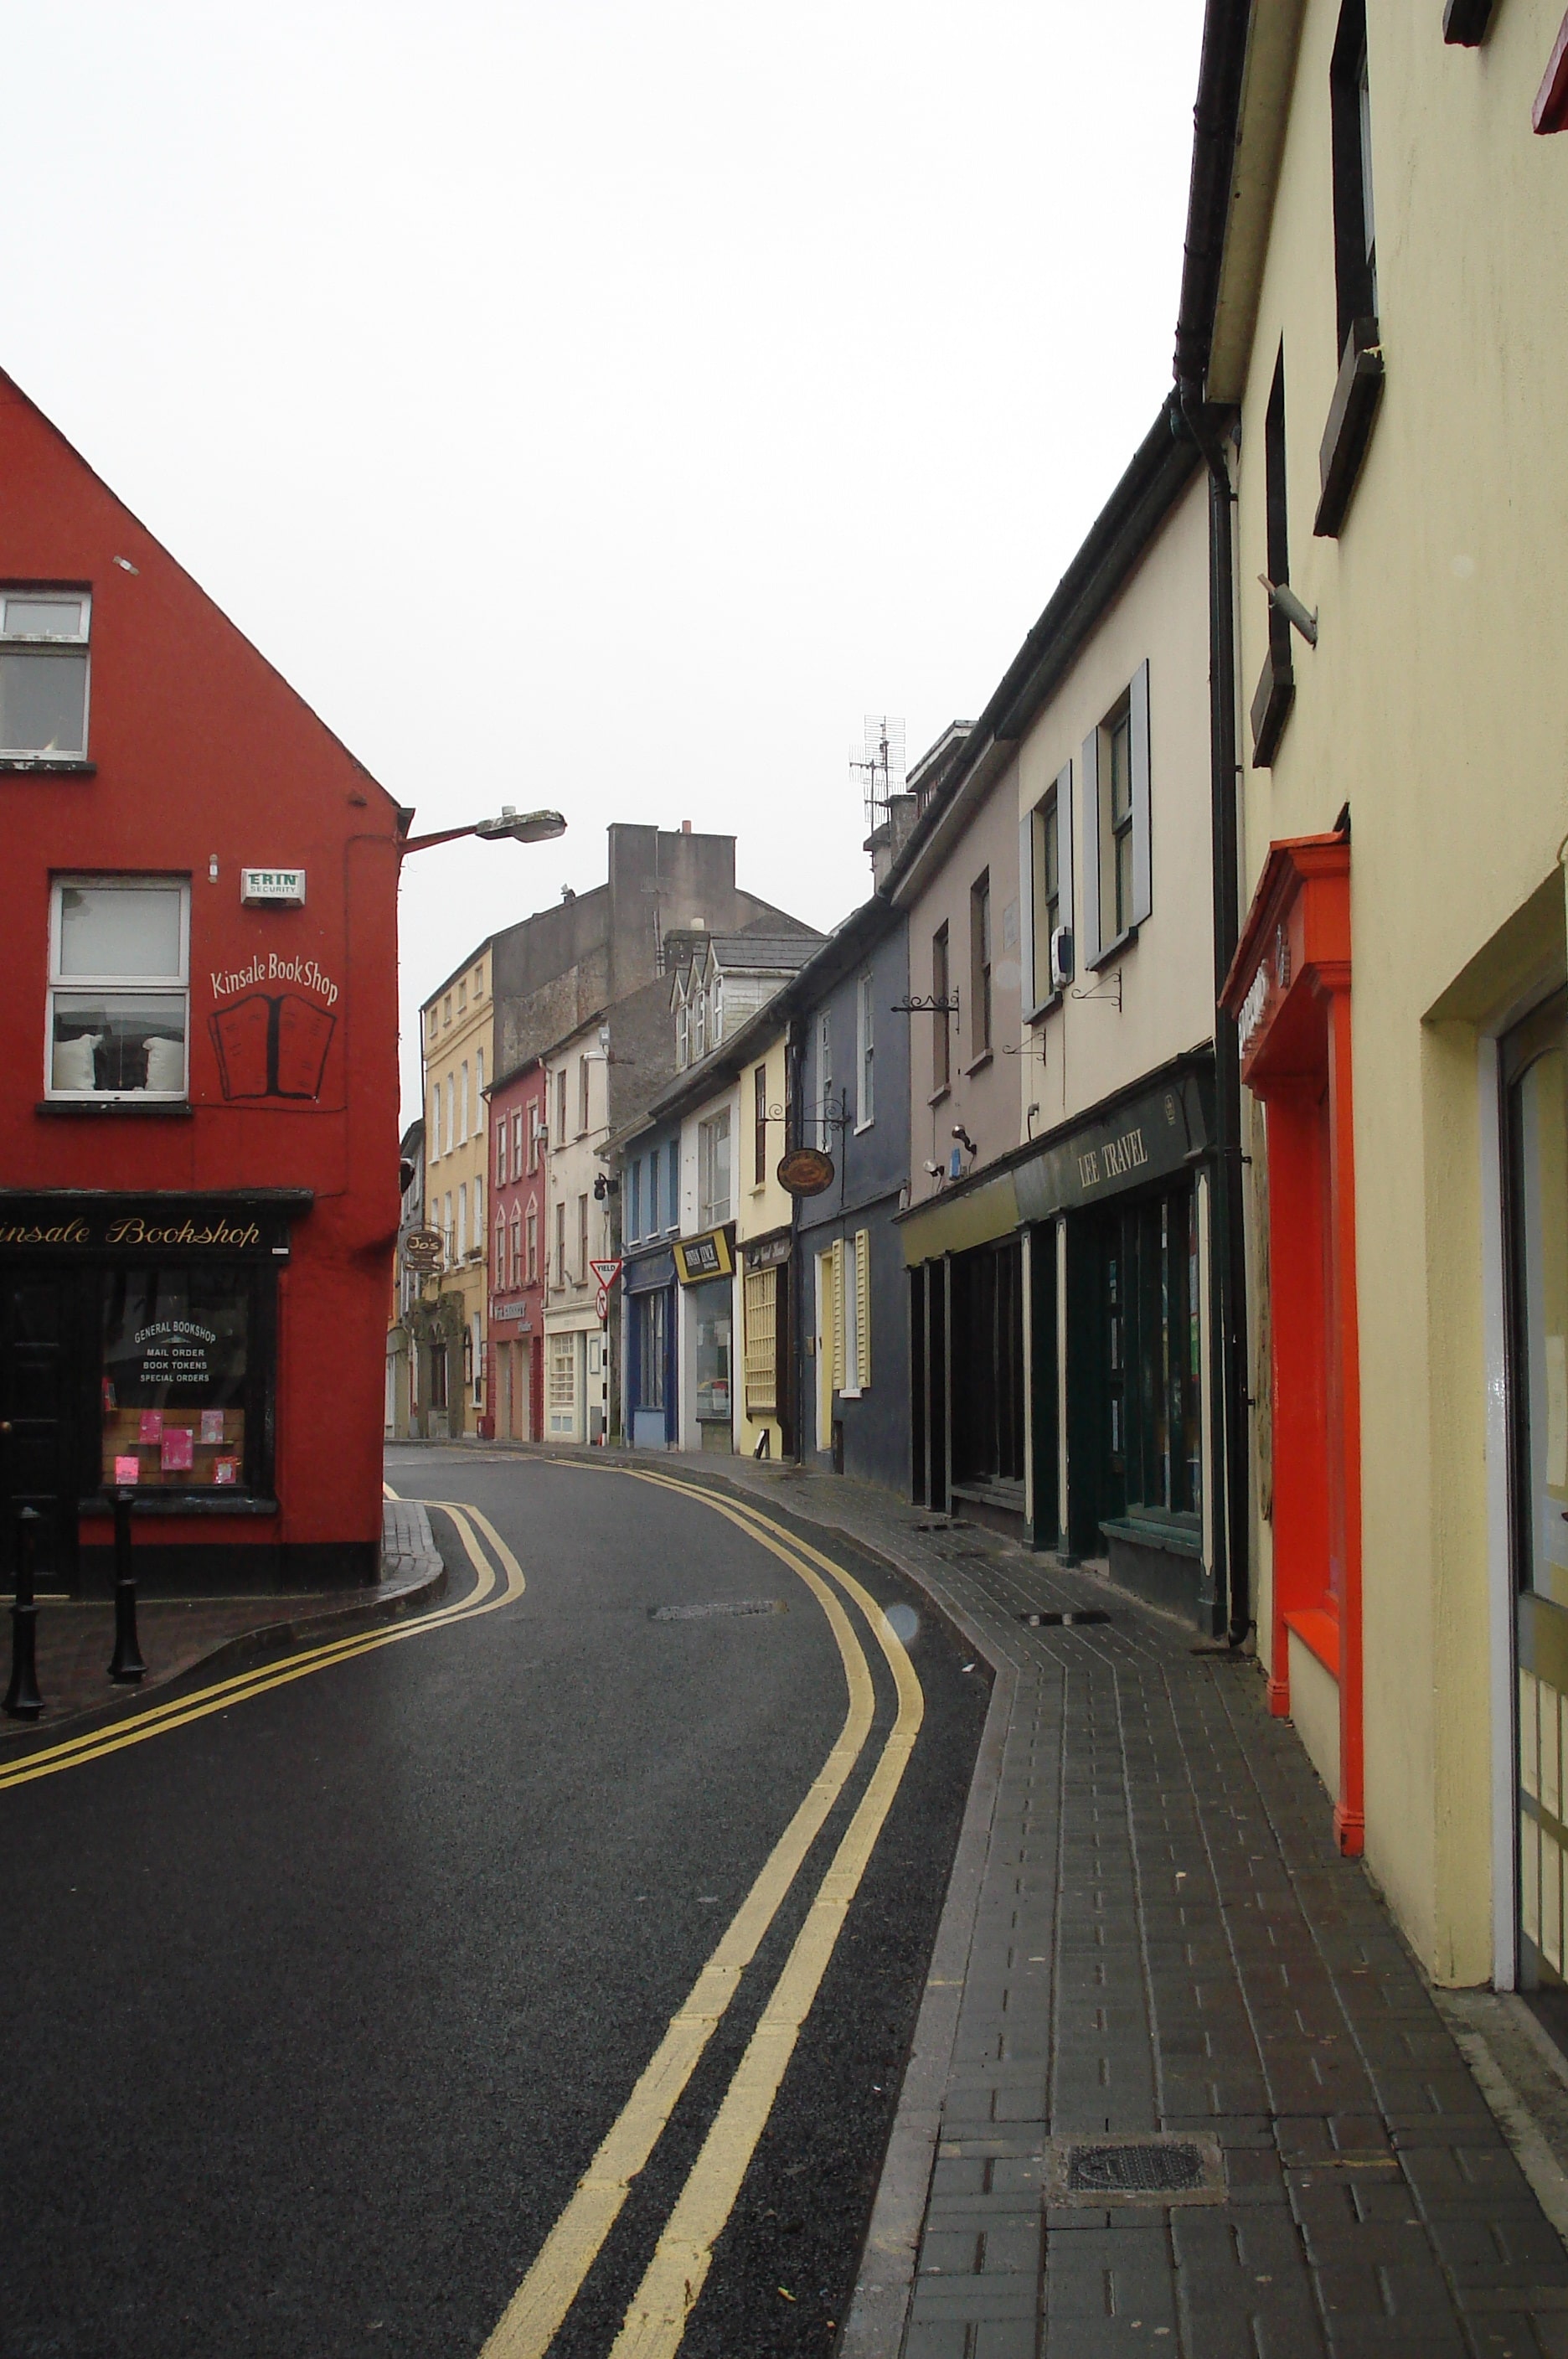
676, 1455, 1568, 2359
0, 1497, 445, 1742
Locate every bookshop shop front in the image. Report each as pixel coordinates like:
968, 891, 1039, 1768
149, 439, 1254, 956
0, 1190, 316, 1597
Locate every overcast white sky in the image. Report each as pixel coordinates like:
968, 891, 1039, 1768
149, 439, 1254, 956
6, 2, 1205, 1121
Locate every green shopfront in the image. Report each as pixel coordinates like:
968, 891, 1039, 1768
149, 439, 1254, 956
902, 1054, 1221, 1626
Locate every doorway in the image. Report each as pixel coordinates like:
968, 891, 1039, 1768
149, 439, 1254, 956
0, 1264, 80, 1592
1505, 991, 1568, 1993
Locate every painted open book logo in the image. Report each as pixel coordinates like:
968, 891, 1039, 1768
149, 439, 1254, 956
209, 993, 336, 1102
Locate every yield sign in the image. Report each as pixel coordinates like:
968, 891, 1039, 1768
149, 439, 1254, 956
590, 1258, 623, 1291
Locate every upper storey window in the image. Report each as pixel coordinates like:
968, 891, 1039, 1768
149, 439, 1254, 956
1, 591, 90, 760
49, 876, 188, 1099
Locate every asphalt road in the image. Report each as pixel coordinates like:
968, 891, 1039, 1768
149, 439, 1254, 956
3, 1449, 988, 2359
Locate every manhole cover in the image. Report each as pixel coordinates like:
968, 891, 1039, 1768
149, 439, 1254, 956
1046, 2132, 1224, 2206
1019, 1609, 1111, 1627
1070, 2142, 1202, 2194
648, 1599, 782, 1622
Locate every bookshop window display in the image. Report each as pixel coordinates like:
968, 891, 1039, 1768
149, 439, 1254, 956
101, 1266, 256, 1492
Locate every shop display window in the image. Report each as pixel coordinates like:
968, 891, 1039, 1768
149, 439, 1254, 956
101, 1267, 250, 1490
1118, 1181, 1202, 1527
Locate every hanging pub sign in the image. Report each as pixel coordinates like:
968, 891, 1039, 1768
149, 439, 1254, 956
401, 1226, 446, 1273
777, 1147, 834, 1197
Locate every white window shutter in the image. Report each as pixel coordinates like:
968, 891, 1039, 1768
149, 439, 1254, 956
1130, 658, 1152, 926
1056, 761, 1075, 954
855, 1229, 872, 1390
831, 1238, 846, 1391
1019, 809, 1036, 1015
1079, 730, 1101, 967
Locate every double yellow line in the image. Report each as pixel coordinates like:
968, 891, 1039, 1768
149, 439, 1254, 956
481, 1469, 923, 2359
0, 1498, 523, 1794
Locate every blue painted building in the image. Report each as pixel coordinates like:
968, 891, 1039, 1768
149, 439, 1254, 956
618, 1117, 682, 1449
792, 898, 911, 1494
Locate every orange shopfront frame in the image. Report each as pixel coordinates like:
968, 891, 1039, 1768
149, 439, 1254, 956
1221, 833, 1364, 1856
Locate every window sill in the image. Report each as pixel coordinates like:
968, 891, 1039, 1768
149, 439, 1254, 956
38, 1097, 193, 1118
838, 1386, 864, 1401
1249, 640, 1295, 769
80, 1491, 280, 1518
0, 757, 95, 776
1313, 317, 1384, 539
963, 1051, 993, 1076
1284, 1605, 1341, 1678
1025, 991, 1063, 1023
1087, 927, 1138, 973
927, 1084, 951, 1107
1101, 1513, 1202, 1560
854, 1118, 874, 1135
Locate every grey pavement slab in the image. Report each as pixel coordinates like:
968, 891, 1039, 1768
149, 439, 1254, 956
673, 1453, 1568, 2359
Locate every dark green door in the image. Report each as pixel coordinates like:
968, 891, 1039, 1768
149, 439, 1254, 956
0, 1266, 80, 1593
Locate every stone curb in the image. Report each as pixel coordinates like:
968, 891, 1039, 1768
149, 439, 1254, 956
0, 1500, 448, 1754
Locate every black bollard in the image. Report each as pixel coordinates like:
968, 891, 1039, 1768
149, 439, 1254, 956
3, 1504, 44, 1722
109, 1488, 146, 1685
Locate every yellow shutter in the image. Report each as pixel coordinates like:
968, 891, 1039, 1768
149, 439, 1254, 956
831, 1237, 846, 1391
854, 1229, 871, 1391
744, 1267, 777, 1414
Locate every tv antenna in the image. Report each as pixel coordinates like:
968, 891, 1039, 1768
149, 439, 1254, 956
851, 715, 906, 838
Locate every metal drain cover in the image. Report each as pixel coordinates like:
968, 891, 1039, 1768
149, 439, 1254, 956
1046, 2132, 1224, 2206
649, 1598, 782, 1622
1019, 1608, 1111, 1627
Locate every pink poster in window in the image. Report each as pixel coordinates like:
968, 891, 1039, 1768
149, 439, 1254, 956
199, 1410, 225, 1443
138, 1409, 163, 1443
114, 1455, 140, 1484
213, 1458, 237, 1486
161, 1427, 194, 1472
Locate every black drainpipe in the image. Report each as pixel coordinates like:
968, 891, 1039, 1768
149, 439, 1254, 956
1179, 384, 1251, 1646
787, 1014, 807, 1464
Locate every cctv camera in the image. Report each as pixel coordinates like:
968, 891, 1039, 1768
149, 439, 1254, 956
924, 1159, 941, 1177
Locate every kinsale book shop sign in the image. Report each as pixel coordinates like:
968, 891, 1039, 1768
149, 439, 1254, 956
208, 951, 341, 1105
0, 1197, 298, 1257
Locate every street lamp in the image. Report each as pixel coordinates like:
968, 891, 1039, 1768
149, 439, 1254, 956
400, 805, 568, 858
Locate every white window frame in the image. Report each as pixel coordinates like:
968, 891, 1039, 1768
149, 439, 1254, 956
46, 874, 190, 1102
430, 1082, 442, 1161
855, 973, 874, 1131
699, 1107, 732, 1229
818, 1011, 833, 1151
496, 1118, 508, 1186
2, 589, 92, 761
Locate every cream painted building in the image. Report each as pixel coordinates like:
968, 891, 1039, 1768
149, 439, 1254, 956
1182, 0, 1568, 1986
541, 1016, 613, 1444
733, 1020, 793, 1460
417, 942, 494, 1436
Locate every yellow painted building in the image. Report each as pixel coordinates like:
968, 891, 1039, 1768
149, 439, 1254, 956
1184, 0, 1568, 1985
417, 942, 494, 1436
734, 1020, 793, 1460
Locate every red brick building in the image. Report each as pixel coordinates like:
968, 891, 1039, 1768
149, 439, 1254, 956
486, 1058, 547, 1441
0, 370, 404, 1593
